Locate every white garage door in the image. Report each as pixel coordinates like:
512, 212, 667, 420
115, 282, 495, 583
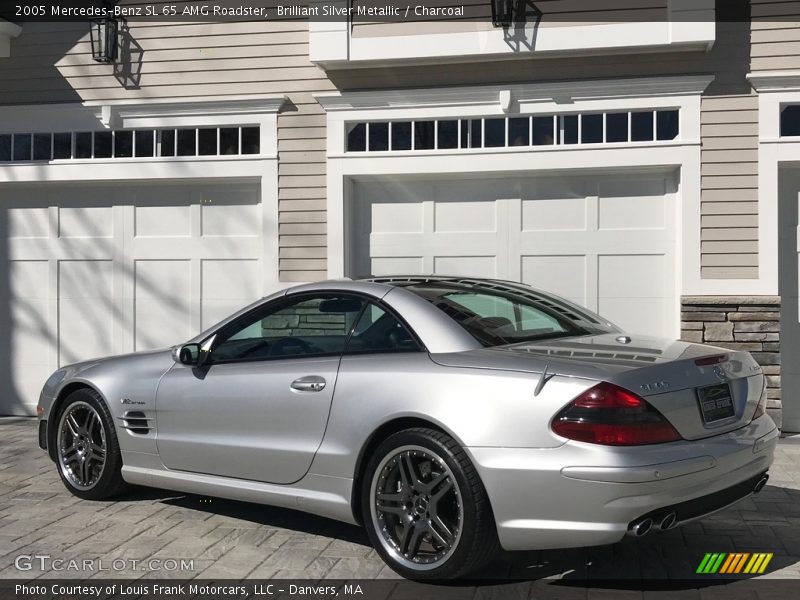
350, 172, 677, 338
0, 182, 263, 415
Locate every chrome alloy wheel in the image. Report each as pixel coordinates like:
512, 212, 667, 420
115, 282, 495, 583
370, 445, 463, 571
57, 401, 107, 491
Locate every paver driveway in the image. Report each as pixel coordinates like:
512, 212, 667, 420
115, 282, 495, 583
2, 417, 800, 583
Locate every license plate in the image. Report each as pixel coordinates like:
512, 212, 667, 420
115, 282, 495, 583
697, 383, 735, 424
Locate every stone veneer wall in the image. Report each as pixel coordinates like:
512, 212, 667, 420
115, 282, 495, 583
681, 296, 782, 429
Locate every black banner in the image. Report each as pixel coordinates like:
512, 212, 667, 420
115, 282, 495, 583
0, 0, 775, 23
6, 579, 800, 600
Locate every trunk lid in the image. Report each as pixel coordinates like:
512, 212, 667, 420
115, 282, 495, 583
431, 333, 765, 440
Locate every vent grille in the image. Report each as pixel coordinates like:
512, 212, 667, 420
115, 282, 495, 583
118, 411, 153, 435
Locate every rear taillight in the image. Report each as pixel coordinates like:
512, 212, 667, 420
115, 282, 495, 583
753, 381, 767, 421
551, 382, 682, 446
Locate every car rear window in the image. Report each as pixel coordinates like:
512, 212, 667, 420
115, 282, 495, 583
403, 283, 610, 347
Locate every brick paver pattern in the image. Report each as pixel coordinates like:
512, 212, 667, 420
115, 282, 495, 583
1, 417, 800, 581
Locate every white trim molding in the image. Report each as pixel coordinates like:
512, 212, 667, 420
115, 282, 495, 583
310, 0, 714, 68
0, 19, 22, 58
0, 95, 287, 158
742, 71, 800, 297
315, 75, 714, 112
319, 76, 710, 318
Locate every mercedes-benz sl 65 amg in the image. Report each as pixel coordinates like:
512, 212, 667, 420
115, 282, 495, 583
36, 277, 778, 579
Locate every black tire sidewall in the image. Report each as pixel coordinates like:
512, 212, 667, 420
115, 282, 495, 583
54, 389, 124, 500
361, 429, 483, 580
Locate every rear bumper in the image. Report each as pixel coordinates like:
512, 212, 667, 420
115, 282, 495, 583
467, 414, 778, 551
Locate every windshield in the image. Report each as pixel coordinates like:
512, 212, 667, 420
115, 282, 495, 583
402, 282, 615, 347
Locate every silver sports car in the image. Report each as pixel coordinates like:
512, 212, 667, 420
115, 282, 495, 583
36, 277, 778, 579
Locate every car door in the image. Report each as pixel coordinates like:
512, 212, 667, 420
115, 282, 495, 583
155, 293, 365, 484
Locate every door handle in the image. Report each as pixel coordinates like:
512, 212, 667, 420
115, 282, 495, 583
291, 376, 326, 392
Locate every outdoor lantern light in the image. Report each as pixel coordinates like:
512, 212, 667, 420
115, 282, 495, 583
89, 12, 119, 63
491, 0, 514, 27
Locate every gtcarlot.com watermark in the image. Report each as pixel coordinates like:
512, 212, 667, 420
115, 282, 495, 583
14, 554, 194, 573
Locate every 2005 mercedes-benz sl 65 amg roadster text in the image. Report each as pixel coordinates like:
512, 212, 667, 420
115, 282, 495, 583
36, 277, 778, 579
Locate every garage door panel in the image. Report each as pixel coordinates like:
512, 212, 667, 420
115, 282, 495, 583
134, 260, 193, 351
599, 297, 666, 338
201, 259, 261, 329
58, 260, 114, 365
10, 260, 50, 366
8, 206, 49, 238
522, 196, 587, 232
135, 204, 192, 238
372, 256, 425, 276
434, 199, 498, 233
370, 200, 425, 234
598, 254, 666, 298
58, 206, 114, 239
201, 197, 261, 238
434, 256, 497, 278
521, 255, 587, 308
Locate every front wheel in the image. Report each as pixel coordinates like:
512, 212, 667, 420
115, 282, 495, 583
361, 428, 499, 580
54, 388, 128, 500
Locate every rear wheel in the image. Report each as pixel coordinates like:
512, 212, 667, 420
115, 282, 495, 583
361, 428, 499, 580
55, 388, 128, 500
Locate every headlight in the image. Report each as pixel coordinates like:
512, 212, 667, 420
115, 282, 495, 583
43, 369, 67, 391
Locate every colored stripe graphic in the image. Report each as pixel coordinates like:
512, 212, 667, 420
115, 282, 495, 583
744, 553, 774, 574
719, 553, 736, 573
697, 552, 773, 574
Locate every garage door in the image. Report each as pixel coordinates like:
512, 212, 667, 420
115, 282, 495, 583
0, 183, 262, 416
350, 172, 677, 338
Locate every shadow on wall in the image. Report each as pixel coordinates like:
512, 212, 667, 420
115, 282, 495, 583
1, 22, 87, 106
0, 20, 145, 105
114, 22, 144, 90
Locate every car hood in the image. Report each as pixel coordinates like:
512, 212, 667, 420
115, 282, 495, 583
60, 348, 174, 378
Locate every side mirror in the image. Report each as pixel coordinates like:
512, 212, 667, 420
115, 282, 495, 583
173, 343, 201, 366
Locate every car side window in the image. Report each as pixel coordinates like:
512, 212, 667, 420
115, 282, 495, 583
345, 303, 422, 355
211, 294, 365, 363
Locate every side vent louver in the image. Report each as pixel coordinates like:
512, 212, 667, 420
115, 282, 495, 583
118, 411, 153, 435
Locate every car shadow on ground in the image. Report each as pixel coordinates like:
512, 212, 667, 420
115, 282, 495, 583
133, 482, 800, 589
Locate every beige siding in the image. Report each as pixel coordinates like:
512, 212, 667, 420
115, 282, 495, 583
0, 17, 333, 282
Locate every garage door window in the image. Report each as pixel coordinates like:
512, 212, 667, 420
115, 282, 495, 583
345, 109, 679, 152
781, 105, 800, 137
0, 126, 261, 161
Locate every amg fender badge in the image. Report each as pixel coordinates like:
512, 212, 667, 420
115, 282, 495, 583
121, 398, 145, 406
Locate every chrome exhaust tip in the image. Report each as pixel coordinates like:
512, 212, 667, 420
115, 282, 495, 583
658, 512, 677, 531
630, 518, 653, 537
753, 474, 769, 494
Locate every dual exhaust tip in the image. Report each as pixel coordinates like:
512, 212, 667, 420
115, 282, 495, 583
629, 474, 770, 538
630, 512, 677, 537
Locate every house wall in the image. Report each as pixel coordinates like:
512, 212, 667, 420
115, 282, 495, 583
0, 2, 797, 285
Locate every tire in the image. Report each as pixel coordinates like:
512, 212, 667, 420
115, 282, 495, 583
53, 388, 129, 500
361, 427, 499, 580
